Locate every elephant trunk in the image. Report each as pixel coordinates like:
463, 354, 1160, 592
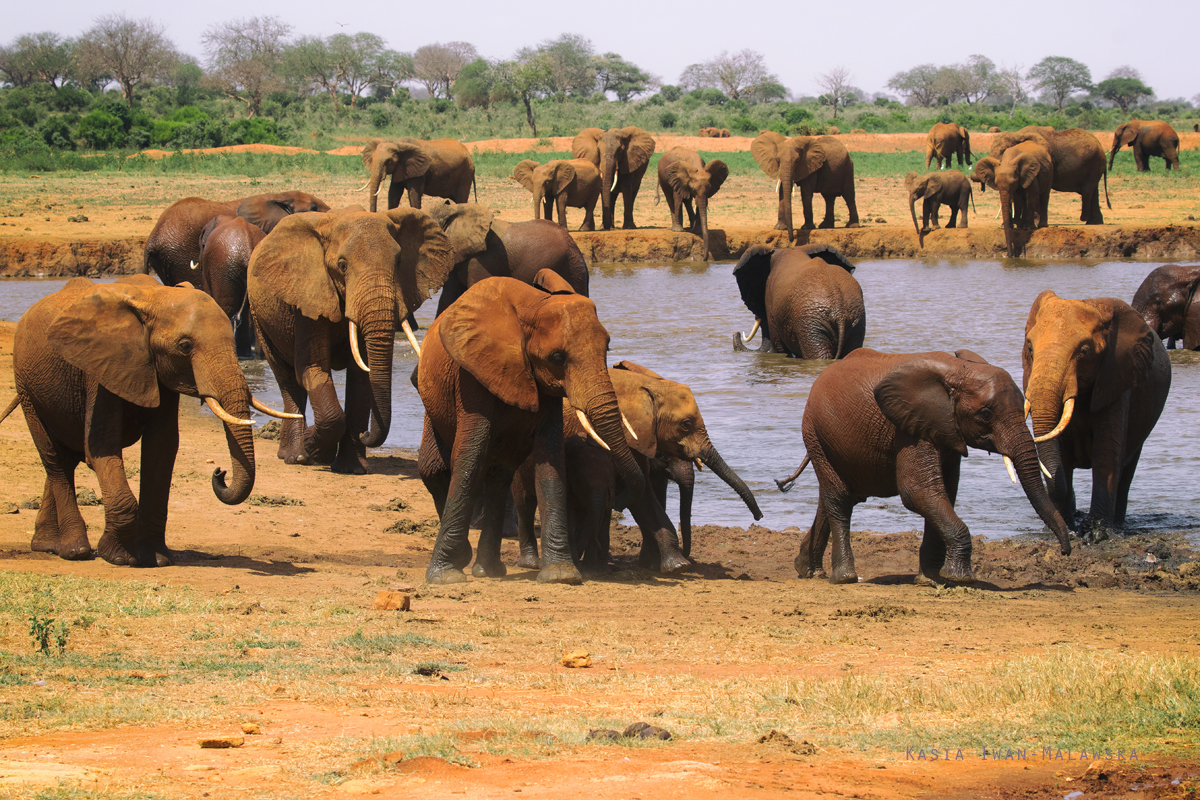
1000, 188, 1016, 257
359, 303, 396, 448
571, 375, 645, 501
367, 161, 388, 213
600, 154, 617, 230
202, 367, 256, 505
667, 458, 695, 557
994, 420, 1072, 555
533, 185, 545, 221
1108, 143, 1119, 171
779, 155, 796, 243
697, 194, 711, 260
699, 440, 762, 523
1026, 362, 1076, 523
909, 191, 924, 249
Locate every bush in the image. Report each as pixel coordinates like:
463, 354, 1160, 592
39, 117, 75, 150
854, 113, 888, 132
370, 107, 390, 129
697, 88, 728, 106
49, 86, 93, 113
729, 115, 757, 134
784, 107, 813, 125
77, 109, 125, 149
644, 94, 664, 107
659, 111, 678, 129
228, 117, 281, 145
659, 85, 682, 102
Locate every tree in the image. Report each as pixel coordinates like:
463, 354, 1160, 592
816, 66, 855, 118
1096, 77, 1153, 114
524, 33, 595, 98
329, 32, 408, 108
78, 14, 177, 107
679, 49, 779, 101
412, 41, 478, 99
202, 16, 291, 118
284, 36, 342, 108
995, 65, 1032, 118
9, 33, 75, 87
1028, 56, 1093, 112
1105, 65, 1144, 82
887, 63, 940, 107
454, 58, 499, 109
592, 52, 653, 102
939, 55, 998, 105
0, 38, 38, 87
495, 53, 553, 134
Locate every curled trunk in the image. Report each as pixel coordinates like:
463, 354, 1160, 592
210, 385, 256, 505
700, 442, 763, 526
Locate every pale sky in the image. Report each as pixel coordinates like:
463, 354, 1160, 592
8, 0, 1197, 101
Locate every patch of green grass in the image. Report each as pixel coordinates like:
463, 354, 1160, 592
0, 573, 217, 618
9, 789, 166, 800
339, 629, 475, 658
234, 637, 302, 650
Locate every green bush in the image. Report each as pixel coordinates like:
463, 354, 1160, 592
49, 86, 93, 112
854, 113, 888, 132
39, 116, 75, 150
659, 110, 678, 129
730, 115, 757, 134
77, 108, 125, 149
659, 85, 682, 102
785, 107, 813, 125
229, 117, 282, 145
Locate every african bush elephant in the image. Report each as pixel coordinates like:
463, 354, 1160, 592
247, 208, 454, 474
926, 122, 972, 169
361, 137, 477, 212
988, 142, 1053, 258
416, 273, 646, 585
3, 276, 291, 566
424, 202, 590, 316
732, 244, 865, 359
777, 348, 1073, 585
1024, 292, 1171, 540
906, 170, 974, 248
656, 146, 729, 260
142, 192, 330, 287
572, 126, 656, 230
990, 126, 1109, 224
511, 158, 601, 231
1109, 119, 1181, 171
751, 131, 860, 241
198, 215, 264, 359
1131, 264, 1200, 349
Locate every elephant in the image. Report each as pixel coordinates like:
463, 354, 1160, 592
698, 127, 730, 137
926, 122, 972, 169
2, 276, 292, 566
1024, 291, 1171, 540
655, 146, 729, 261
732, 244, 865, 359
572, 126, 656, 230
247, 207, 455, 474
198, 215, 264, 359
416, 272, 647, 585
511, 158, 601, 231
777, 348, 1074, 585
989, 126, 1109, 224
361, 137, 477, 213
424, 202, 590, 317
142, 192, 330, 287
751, 131, 860, 241
511, 360, 762, 574
987, 141, 1053, 258
1109, 119, 1181, 172
1131, 264, 1200, 349
906, 170, 974, 248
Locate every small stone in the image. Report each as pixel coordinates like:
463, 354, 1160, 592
76, 488, 102, 506
0, 502, 18, 514
586, 729, 621, 742
623, 721, 671, 740
875, 217, 887, 223
373, 590, 411, 611
183, 764, 218, 772
561, 649, 591, 668
240, 722, 261, 735
18, 497, 40, 510
198, 735, 244, 749
267, 736, 283, 745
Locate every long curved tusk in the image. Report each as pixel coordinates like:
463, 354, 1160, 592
694, 458, 703, 471
401, 317, 421, 356
357, 180, 370, 192
190, 260, 198, 270
1023, 398, 1031, 421
251, 396, 303, 420
1040, 459, 1053, 480
741, 317, 762, 342
575, 409, 611, 451
205, 397, 253, 426
1032, 397, 1074, 443
377, 183, 387, 197
611, 172, 619, 193
1003, 456, 1018, 485
348, 320, 369, 373
621, 413, 638, 440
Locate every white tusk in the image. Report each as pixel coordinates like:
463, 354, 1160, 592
1032, 397, 1074, 443
205, 397, 253, 426
694, 458, 703, 471
1023, 399, 1031, 421
611, 173, 619, 192
1040, 459, 1053, 480
621, 413, 638, 440
357, 181, 370, 192
251, 396, 303, 420
190, 260, 198, 270
377, 183, 387, 197
742, 317, 761, 342
401, 317, 421, 356
348, 320, 369, 373
1003, 456, 1018, 485
775, 180, 781, 195
576, 409, 610, 451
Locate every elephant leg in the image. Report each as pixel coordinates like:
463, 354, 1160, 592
795, 498, 830, 579
800, 185, 818, 230
511, 460, 540, 570
620, 177, 640, 229
532, 398, 583, 584
87, 389, 142, 566
958, 196, 969, 228
24, 404, 88, 559
387, 180, 404, 211
418, 415, 453, 520
472, 465, 515, 578
667, 190, 684, 232
1085, 185, 1104, 225
897, 448, 973, 584
683, 198, 698, 233
1113, 445, 1143, 528
626, 489, 688, 574
233, 297, 256, 360
435, 272, 469, 317
555, 193, 569, 229
31, 478, 60, 554
136, 395, 179, 567
817, 191, 837, 229
294, 323, 344, 465
1082, 401, 1129, 538
824, 491, 858, 584
947, 203, 959, 229
1133, 145, 1147, 172
927, 199, 941, 230
333, 360, 371, 475
842, 182, 861, 228
580, 201, 596, 232
650, 464, 668, 511
425, 410, 492, 585
257, 328, 309, 463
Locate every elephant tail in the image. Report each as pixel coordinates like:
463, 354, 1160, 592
1103, 165, 1111, 210
775, 454, 810, 493
970, 184, 977, 216
0, 394, 21, 424
654, 177, 661, 206
472, 173, 478, 204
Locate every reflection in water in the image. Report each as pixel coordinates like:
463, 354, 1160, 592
3, 260, 1199, 542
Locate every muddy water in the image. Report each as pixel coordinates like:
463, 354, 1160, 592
4, 261, 1200, 541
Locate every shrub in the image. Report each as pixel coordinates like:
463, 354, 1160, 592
49, 86, 93, 113
370, 107, 390, 129
77, 109, 125, 149
698, 88, 728, 106
659, 110, 678, 129
659, 85, 682, 102
644, 94, 664, 107
39, 117, 75, 150
228, 117, 281, 145
785, 107, 813, 125
854, 113, 888, 132
680, 95, 701, 111
729, 115, 757, 134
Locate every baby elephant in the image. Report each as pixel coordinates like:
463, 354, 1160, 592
512, 158, 601, 231
906, 170, 974, 248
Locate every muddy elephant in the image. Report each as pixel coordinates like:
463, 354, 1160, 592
247, 208, 454, 474
424, 202, 590, 316
656, 146, 729, 261
777, 348, 1073, 585
2, 276, 291, 566
1109, 119, 1181, 172
906, 170, 974, 248
198, 215, 264, 359
511, 158, 601, 231
361, 137, 477, 212
751, 131, 860, 241
926, 122, 972, 169
572, 126, 656, 230
416, 273, 647, 585
143, 192, 330, 287
732, 244, 865, 359
1024, 291, 1171, 540
990, 126, 1109, 224
1131, 264, 1200, 349
988, 142, 1053, 258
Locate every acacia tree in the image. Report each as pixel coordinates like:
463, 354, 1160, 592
996, 64, 1033, 117
0, 38, 38, 87
284, 36, 343, 110
816, 66, 855, 118
940, 55, 997, 105
527, 33, 595, 98
1028, 56, 1092, 111
680, 49, 778, 101
495, 52, 552, 134
453, 58, 499, 109
202, 16, 291, 117
0, 33, 75, 87
592, 52, 653, 101
1096, 77, 1153, 113
412, 41, 477, 99
886, 63, 940, 107
78, 14, 177, 107
329, 32, 409, 108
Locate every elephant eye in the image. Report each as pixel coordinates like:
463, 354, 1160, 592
1080, 344, 1092, 357
336, 257, 348, 271
178, 338, 194, 355
979, 407, 994, 423
548, 351, 567, 366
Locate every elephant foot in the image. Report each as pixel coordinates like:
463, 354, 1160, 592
845, 222, 861, 229
471, 559, 507, 578
670, 224, 683, 232
283, 453, 310, 465
57, 535, 94, 561
516, 553, 541, 570
95, 532, 137, 565
425, 565, 468, 585
657, 551, 690, 574
829, 563, 858, 584
331, 450, 370, 475
794, 552, 824, 578
537, 561, 583, 585
622, 222, 638, 230
30, 528, 60, 553
913, 571, 942, 588
801, 223, 817, 231
1078, 515, 1113, 545
448, 540, 473, 571
773, 221, 788, 231
154, 549, 173, 567
939, 562, 975, 584
579, 224, 595, 232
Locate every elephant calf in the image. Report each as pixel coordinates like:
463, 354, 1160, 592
906, 170, 974, 248
656, 146, 729, 261
511, 158, 601, 231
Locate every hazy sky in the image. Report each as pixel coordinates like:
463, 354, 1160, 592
8, 0, 1198, 101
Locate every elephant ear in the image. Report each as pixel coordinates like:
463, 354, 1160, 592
386, 208, 457, 316
802, 244, 856, 275
47, 283, 160, 408
972, 158, 998, 191
198, 215, 227, 254
1183, 298, 1200, 350
390, 141, 432, 182
610, 372, 658, 458
532, 268, 575, 295
512, 159, 538, 192
248, 213, 343, 323
552, 161, 576, 194
905, 171, 920, 193
612, 360, 665, 380
795, 139, 830, 181
733, 246, 774, 322
954, 349, 990, 365
751, 132, 787, 178
874, 355, 968, 456
422, 202, 494, 263
1087, 299, 1159, 411
705, 160, 729, 195
1119, 126, 1138, 146
619, 127, 655, 172
1020, 156, 1044, 190
572, 128, 603, 164
238, 194, 301, 234
361, 138, 386, 169
438, 279, 538, 412
665, 160, 695, 197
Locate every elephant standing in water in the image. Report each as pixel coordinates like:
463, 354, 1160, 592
778, 349, 1073, 585
751, 131, 860, 241
656, 146, 729, 260
511, 158, 601, 231
361, 138, 477, 212
572, 126, 656, 230
989, 127, 1109, 224
1109, 119, 1181, 171
925, 122, 972, 169
1131, 263, 1200, 349
198, 215, 265, 358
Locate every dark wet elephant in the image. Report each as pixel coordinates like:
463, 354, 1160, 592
198, 215, 264, 359
1131, 264, 1200, 349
